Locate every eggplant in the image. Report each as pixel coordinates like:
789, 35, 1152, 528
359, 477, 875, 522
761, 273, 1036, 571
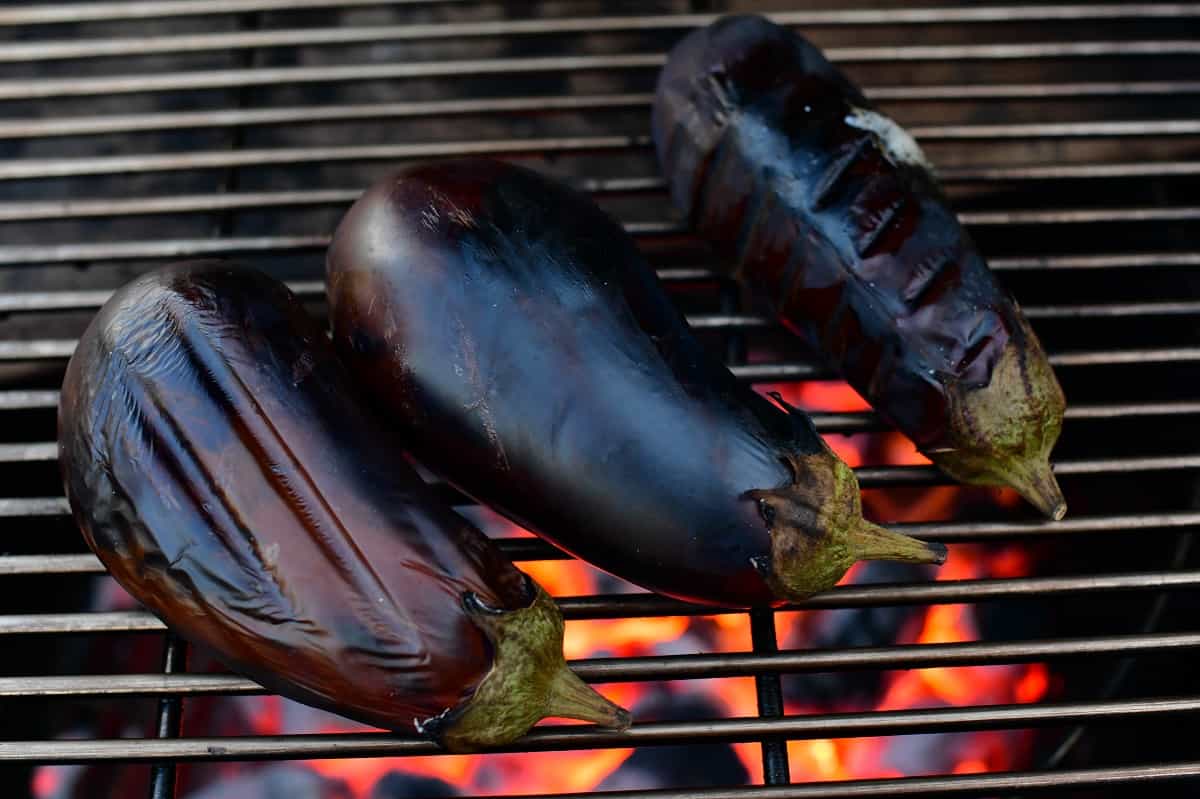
652, 15, 1067, 520
58, 261, 629, 752
325, 159, 945, 609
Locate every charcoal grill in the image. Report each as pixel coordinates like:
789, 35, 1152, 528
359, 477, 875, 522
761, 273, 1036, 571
4, 1, 1200, 797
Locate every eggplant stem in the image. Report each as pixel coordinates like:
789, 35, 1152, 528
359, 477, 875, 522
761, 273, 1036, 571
545, 666, 632, 729
425, 582, 631, 753
932, 321, 1067, 521
850, 519, 947, 565
1005, 457, 1067, 522
752, 449, 947, 603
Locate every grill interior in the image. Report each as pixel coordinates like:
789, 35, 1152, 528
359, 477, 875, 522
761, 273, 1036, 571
4, 1, 1200, 797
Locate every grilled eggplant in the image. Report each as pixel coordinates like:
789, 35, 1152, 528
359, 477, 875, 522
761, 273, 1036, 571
58, 261, 628, 752
653, 15, 1067, 519
326, 159, 945, 608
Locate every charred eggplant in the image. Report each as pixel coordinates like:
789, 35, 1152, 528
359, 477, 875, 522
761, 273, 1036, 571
326, 159, 945, 608
652, 15, 1067, 519
58, 261, 628, 752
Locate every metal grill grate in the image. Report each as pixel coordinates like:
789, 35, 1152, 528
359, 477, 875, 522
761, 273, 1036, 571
4, 2, 1200, 798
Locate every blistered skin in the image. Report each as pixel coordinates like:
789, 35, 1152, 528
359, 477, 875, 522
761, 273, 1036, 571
653, 16, 1066, 518
58, 262, 530, 733
327, 160, 944, 608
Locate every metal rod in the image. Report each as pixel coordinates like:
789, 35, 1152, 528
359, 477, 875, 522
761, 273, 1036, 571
0, 286, 1196, 325
147, 634, 186, 799
732, 348, 1200, 383
6, 185, 1200, 225
6, 83, 1200, 141
3, 696, 1200, 761
5, 511, 1200, 575
3, 42, 1199, 101
8, 7, 1200, 62
750, 610, 792, 785
2, 130, 1197, 181
0, 0, 458, 26
0, 137, 651, 182
0, 236, 1197, 276
5, 2, 1200, 28
7, 568, 1200, 630
2, 631, 1200, 696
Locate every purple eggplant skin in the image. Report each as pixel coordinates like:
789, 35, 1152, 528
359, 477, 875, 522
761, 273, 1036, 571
653, 15, 1067, 520
57, 261, 628, 752
326, 159, 944, 609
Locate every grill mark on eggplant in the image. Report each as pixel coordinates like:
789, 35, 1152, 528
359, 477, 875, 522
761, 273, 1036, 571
810, 135, 870, 211
113, 344, 300, 622
155, 290, 419, 647
902, 246, 960, 308
853, 192, 908, 259
733, 177, 772, 274
691, 126, 738, 234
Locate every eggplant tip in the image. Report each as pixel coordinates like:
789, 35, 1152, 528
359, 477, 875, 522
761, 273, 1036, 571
851, 519, 948, 567
1008, 459, 1067, 521
925, 540, 949, 565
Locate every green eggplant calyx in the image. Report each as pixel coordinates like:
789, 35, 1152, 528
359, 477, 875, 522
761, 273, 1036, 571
931, 319, 1067, 521
423, 579, 631, 753
749, 451, 947, 602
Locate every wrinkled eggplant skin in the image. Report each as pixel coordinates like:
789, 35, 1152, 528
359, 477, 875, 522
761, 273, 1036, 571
58, 261, 530, 732
325, 159, 844, 608
652, 16, 1051, 462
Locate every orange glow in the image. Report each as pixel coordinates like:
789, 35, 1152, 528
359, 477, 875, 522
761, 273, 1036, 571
954, 758, 988, 774
880, 433, 932, 465
520, 559, 595, 598
563, 616, 691, 659
757, 380, 871, 413
31, 766, 61, 798
990, 547, 1032, 579
1016, 664, 1051, 704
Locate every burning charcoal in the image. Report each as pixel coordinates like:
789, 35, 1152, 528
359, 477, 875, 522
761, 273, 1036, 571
185, 765, 353, 799
599, 695, 749, 789
370, 773, 459, 799
783, 561, 931, 709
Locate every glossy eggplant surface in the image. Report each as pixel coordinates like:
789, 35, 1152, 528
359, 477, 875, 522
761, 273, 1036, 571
58, 261, 627, 752
327, 159, 944, 608
653, 15, 1067, 519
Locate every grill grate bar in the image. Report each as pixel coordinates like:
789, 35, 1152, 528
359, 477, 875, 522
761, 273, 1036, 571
6, 511, 1199, 574
8, 568, 1200, 630
7, 82, 1200, 141
736, 349, 1200, 382
5, 632, 1200, 697
4, 696, 1200, 761
5, 134, 1199, 182
6, 334, 1199, 373
5, 1, 1200, 28
5, 43, 1200, 101
3, 232, 1199, 269
446, 762, 1200, 799
0, 274, 1195, 318
0, 0, 459, 27
148, 634, 186, 799
7, 188, 1200, 225
8, 6, 1200, 62
0, 387, 1189, 432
